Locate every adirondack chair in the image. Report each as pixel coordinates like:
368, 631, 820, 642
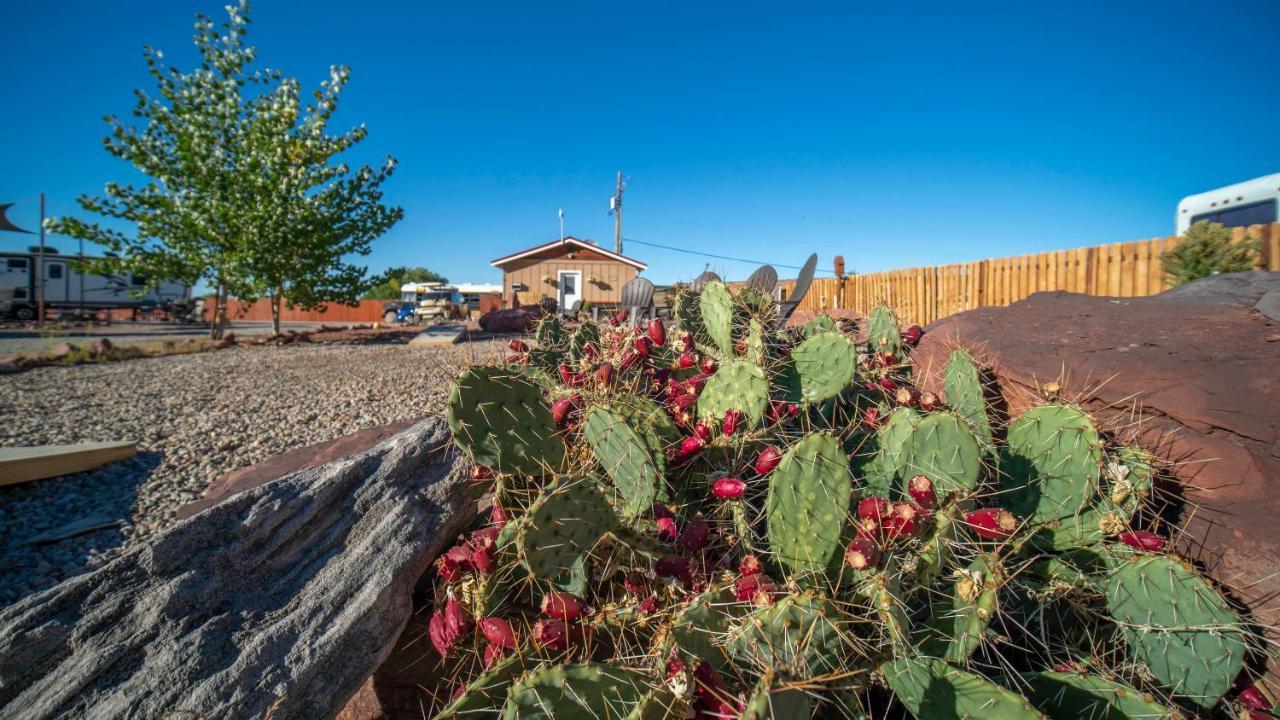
619, 277, 656, 325
560, 298, 584, 320
777, 253, 818, 322
746, 265, 778, 295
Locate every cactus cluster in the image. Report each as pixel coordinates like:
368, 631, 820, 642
437, 284, 1269, 719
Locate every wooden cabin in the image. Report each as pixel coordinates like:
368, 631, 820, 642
490, 237, 647, 310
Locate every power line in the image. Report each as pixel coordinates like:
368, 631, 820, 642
623, 237, 836, 275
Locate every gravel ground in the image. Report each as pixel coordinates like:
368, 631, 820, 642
0, 340, 503, 608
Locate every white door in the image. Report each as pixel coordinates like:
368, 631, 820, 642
557, 270, 582, 311
44, 260, 69, 303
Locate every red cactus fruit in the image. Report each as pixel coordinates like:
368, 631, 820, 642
595, 362, 615, 385
490, 502, 508, 528
506, 353, 524, 364
638, 595, 660, 614
541, 591, 586, 622
755, 446, 782, 475
855, 516, 880, 541
471, 465, 495, 480
557, 363, 584, 387
693, 422, 712, 443
700, 356, 718, 375
551, 396, 576, 426
693, 662, 740, 718
1119, 530, 1166, 553
902, 325, 924, 345
908, 475, 937, 510
647, 318, 667, 346
508, 339, 529, 353
857, 496, 890, 523
845, 538, 881, 570
478, 616, 518, 650
428, 609, 453, 657
712, 477, 746, 500
672, 393, 699, 412
678, 516, 711, 552
878, 351, 898, 368
679, 331, 695, 350
654, 554, 693, 582
656, 516, 679, 542
919, 391, 941, 411
436, 554, 463, 582
883, 502, 919, 539
444, 597, 471, 638
739, 555, 762, 576
680, 435, 706, 457
678, 350, 697, 369
633, 336, 653, 357
734, 572, 765, 601
1239, 685, 1271, 711
615, 308, 630, 323
964, 508, 1018, 540
471, 543, 494, 574
862, 406, 882, 429
624, 571, 648, 595
685, 373, 709, 393
582, 343, 599, 360
482, 642, 508, 668
721, 408, 744, 435
878, 377, 897, 391
734, 337, 749, 355
619, 348, 640, 370
533, 618, 569, 651
895, 386, 920, 407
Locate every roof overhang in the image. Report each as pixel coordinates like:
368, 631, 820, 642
490, 237, 647, 270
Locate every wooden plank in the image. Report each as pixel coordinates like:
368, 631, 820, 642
0, 441, 136, 486
1119, 241, 1137, 297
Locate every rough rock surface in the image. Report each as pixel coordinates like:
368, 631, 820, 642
0, 417, 477, 720
912, 271, 1280, 622
477, 306, 543, 333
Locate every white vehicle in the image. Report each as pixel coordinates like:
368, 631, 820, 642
0, 249, 191, 321
394, 282, 466, 324
1176, 173, 1280, 235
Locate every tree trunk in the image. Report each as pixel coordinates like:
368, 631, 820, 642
0, 417, 478, 720
209, 283, 225, 340
270, 287, 282, 337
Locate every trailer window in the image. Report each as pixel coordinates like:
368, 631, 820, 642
132, 274, 149, 286
47, 264, 63, 279
1191, 200, 1277, 230
7, 258, 28, 270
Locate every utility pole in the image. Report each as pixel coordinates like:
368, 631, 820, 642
37, 192, 46, 328
611, 171, 624, 255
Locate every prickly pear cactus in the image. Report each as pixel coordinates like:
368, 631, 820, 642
433, 284, 1267, 720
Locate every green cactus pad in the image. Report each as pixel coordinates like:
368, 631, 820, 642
802, 314, 840, 337
730, 594, 847, 677
864, 407, 920, 497
791, 331, 856, 404
766, 434, 853, 582
863, 573, 913, 657
583, 406, 663, 519
670, 586, 738, 671
882, 656, 1046, 720
1004, 404, 1102, 524
745, 318, 766, 365
866, 304, 903, 355
611, 394, 682, 447
568, 322, 599, 361
500, 662, 660, 720
742, 678, 811, 720
903, 412, 982, 499
673, 289, 706, 342
916, 502, 961, 587
699, 281, 736, 355
1105, 554, 1245, 709
434, 649, 531, 720
918, 554, 1002, 663
943, 349, 993, 451
1028, 498, 1132, 551
516, 477, 617, 579
697, 359, 769, 427
1021, 671, 1179, 719
447, 366, 564, 476
534, 313, 563, 346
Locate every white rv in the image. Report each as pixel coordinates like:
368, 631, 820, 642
0, 248, 191, 321
1176, 173, 1280, 235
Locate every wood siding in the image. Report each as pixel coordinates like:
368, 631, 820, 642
779, 223, 1280, 327
501, 257, 639, 308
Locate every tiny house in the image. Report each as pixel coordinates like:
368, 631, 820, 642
490, 237, 647, 310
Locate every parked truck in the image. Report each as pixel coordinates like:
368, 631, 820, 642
0, 248, 191, 321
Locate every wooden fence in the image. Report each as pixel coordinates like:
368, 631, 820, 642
782, 223, 1280, 327
218, 298, 390, 323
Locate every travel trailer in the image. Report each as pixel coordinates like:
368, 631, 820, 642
1176, 173, 1280, 235
0, 248, 191, 321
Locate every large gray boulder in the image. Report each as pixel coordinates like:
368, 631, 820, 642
0, 417, 476, 720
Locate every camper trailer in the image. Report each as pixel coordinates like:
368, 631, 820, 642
1176, 173, 1280, 235
0, 248, 191, 321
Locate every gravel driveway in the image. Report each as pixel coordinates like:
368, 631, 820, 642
0, 340, 503, 608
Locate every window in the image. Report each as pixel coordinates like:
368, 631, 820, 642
47, 263, 63, 280
1191, 200, 1277, 230
562, 275, 576, 293
14, 288, 27, 299
6, 258, 28, 270
131, 273, 149, 286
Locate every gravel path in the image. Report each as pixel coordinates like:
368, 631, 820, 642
0, 340, 503, 608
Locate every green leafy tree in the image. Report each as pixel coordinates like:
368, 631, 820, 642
362, 266, 449, 300
1162, 220, 1260, 286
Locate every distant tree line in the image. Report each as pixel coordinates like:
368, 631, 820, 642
48, 1, 402, 337
362, 266, 449, 301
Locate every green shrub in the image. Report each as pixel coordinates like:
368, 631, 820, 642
1161, 221, 1260, 286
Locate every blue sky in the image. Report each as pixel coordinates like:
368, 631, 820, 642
2, 0, 1278, 286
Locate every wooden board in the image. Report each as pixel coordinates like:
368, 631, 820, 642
0, 441, 136, 486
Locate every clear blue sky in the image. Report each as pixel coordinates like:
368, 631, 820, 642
3, 0, 1278, 285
